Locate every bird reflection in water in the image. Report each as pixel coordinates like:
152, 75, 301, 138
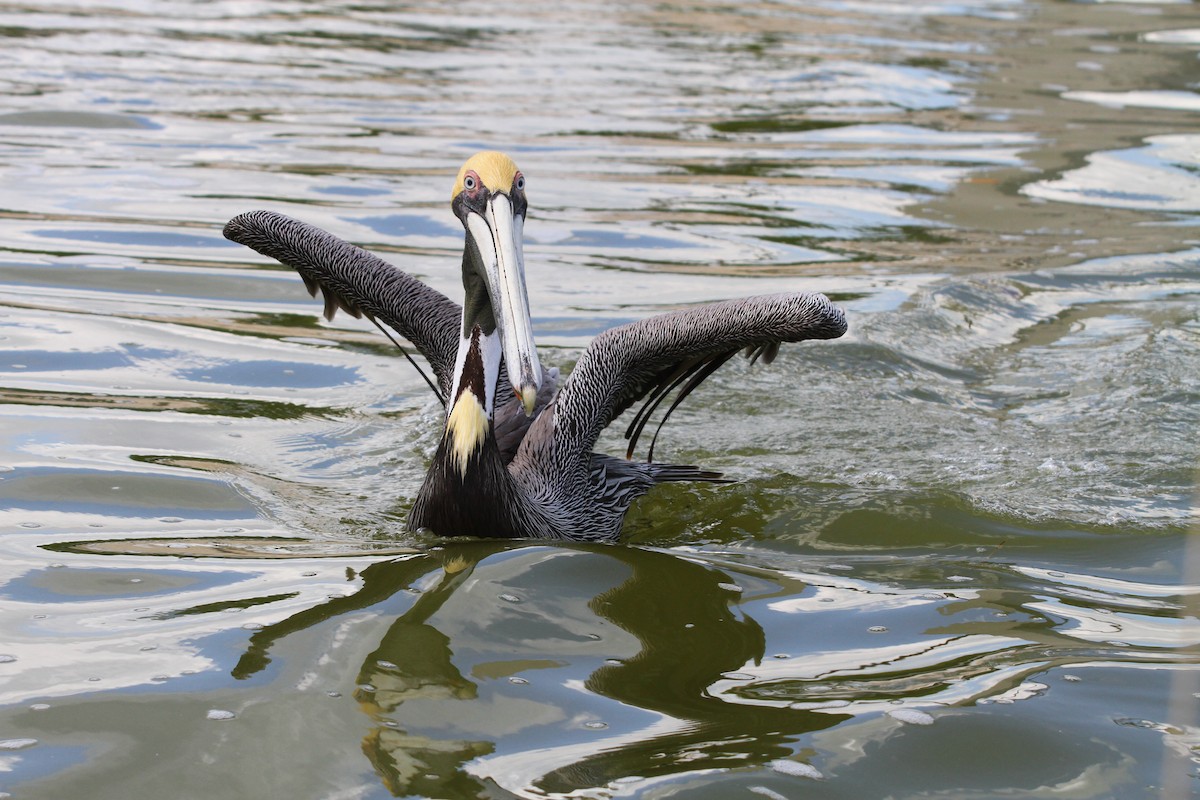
231, 542, 846, 796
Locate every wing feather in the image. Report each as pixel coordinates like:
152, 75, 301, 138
223, 211, 461, 398
553, 292, 847, 465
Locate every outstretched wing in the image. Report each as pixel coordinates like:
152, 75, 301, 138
553, 292, 847, 463
223, 210, 462, 399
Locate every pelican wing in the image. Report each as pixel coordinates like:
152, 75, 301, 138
223, 210, 461, 397
553, 292, 847, 462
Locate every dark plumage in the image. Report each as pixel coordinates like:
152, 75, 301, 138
223, 154, 846, 540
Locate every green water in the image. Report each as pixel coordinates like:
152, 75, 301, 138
0, 0, 1197, 798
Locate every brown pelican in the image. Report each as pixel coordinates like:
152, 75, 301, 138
223, 152, 846, 540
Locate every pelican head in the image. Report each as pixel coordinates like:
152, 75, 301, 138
450, 152, 541, 423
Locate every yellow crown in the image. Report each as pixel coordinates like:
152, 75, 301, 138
452, 151, 520, 199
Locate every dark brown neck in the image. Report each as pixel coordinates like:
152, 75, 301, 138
410, 434, 526, 539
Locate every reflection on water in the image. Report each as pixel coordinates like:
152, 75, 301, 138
1, 532, 1193, 798
1, 0, 1198, 797
239, 544, 846, 796
1024, 133, 1200, 213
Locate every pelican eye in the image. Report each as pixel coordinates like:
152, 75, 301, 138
514, 173, 525, 192
463, 172, 479, 192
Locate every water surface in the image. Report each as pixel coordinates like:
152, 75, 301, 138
0, 0, 1197, 798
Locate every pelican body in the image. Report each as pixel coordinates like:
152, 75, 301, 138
224, 152, 847, 540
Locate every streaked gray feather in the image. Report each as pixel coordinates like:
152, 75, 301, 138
223, 210, 462, 398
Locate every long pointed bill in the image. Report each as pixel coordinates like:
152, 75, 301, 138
465, 194, 542, 415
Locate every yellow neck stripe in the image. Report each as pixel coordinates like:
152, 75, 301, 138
446, 390, 489, 476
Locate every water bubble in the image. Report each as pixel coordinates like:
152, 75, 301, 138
140, 645, 157, 651
827, 564, 852, 572
220, 527, 244, 533
48, 563, 65, 569
868, 626, 888, 633
0, 739, 38, 750
1047, 571, 1065, 578
947, 575, 972, 583
604, 659, 623, 666
722, 672, 755, 681
814, 699, 850, 709
683, 623, 695, 629
358, 684, 376, 693
768, 759, 822, 779
889, 708, 935, 725
583, 721, 608, 730
129, 578, 142, 584
377, 660, 398, 670
772, 653, 790, 659
749, 785, 789, 800
206, 709, 236, 721
29, 703, 49, 711
160, 517, 183, 524
18, 522, 41, 529
587, 633, 602, 641
1113, 717, 1157, 730
382, 720, 400, 729
241, 623, 263, 631
0, 655, 16, 664
508, 677, 529, 685
717, 582, 743, 593
818, 597, 835, 603
134, 608, 149, 613
499, 593, 522, 603
1063, 674, 1082, 683
302, 571, 318, 577
326, 691, 342, 698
